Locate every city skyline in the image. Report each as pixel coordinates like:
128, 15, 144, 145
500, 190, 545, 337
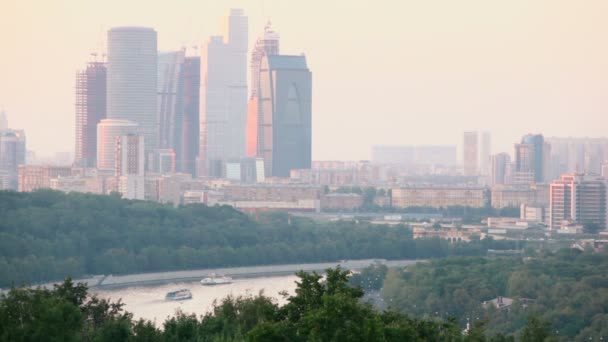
3, 0, 608, 160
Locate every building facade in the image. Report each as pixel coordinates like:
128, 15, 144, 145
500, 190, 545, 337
463, 132, 478, 176
490, 153, 511, 186
0, 130, 26, 190
116, 134, 145, 199
107, 27, 158, 158
179, 56, 200, 175
392, 186, 486, 209
75, 62, 106, 167
96, 119, 139, 170
549, 173, 607, 231
257, 55, 312, 177
199, 9, 248, 177
18, 165, 71, 192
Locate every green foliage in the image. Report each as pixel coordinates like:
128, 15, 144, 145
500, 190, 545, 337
382, 250, 608, 340
349, 263, 389, 291
0, 190, 518, 287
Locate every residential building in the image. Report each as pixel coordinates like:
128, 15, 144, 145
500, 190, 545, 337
480, 131, 491, 176
514, 134, 546, 184
0, 129, 26, 190
107, 27, 157, 158
391, 186, 487, 209
96, 119, 139, 170
74, 61, 106, 167
491, 185, 536, 209
490, 153, 511, 186
320, 193, 364, 211
115, 134, 145, 200
549, 173, 607, 231
463, 132, 478, 176
18, 165, 71, 192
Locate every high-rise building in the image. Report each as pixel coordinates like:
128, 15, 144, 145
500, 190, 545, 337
549, 173, 607, 231
96, 119, 139, 170
116, 134, 145, 200
75, 61, 106, 167
514, 134, 546, 184
0, 129, 26, 190
157, 50, 185, 154
480, 131, 491, 176
547, 137, 608, 175
463, 132, 478, 176
257, 54, 312, 177
602, 162, 608, 179
199, 9, 248, 177
107, 27, 158, 159
490, 153, 511, 186
246, 23, 280, 158
0, 110, 7, 131
179, 56, 200, 175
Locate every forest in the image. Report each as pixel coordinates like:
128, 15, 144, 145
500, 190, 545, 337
381, 249, 608, 340
0, 267, 553, 341
0, 190, 519, 287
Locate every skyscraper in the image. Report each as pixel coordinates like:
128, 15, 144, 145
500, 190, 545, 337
246, 23, 280, 157
480, 131, 491, 176
96, 119, 139, 170
180, 56, 200, 175
107, 27, 158, 159
514, 134, 545, 184
199, 9, 248, 177
490, 153, 511, 186
0, 110, 7, 131
0, 129, 26, 190
157, 50, 185, 154
463, 132, 478, 176
75, 61, 106, 167
257, 54, 312, 177
116, 134, 145, 200
549, 173, 607, 231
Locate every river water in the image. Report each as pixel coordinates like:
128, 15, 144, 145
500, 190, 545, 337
92, 275, 299, 325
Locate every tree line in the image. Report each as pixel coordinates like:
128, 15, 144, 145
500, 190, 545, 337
0, 268, 554, 341
381, 249, 608, 340
0, 190, 520, 287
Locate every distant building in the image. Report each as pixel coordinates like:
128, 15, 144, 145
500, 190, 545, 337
392, 186, 486, 209
107, 26, 158, 159
179, 56, 200, 175
256, 54, 312, 177
371, 145, 415, 165
154, 148, 176, 174
602, 162, 608, 179
549, 173, 607, 231
320, 193, 364, 211
514, 134, 547, 184
18, 165, 71, 192
546, 137, 608, 175
520, 203, 546, 223
371, 145, 456, 166
490, 153, 511, 186
115, 134, 145, 200
0, 129, 26, 190
491, 185, 536, 209
199, 9, 248, 177
96, 119, 139, 171
157, 50, 185, 161
0, 110, 7, 131
74, 61, 106, 167
463, 132, 478, 176
480, 131, 491, 176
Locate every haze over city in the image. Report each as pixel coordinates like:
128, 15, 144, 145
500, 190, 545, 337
2, 0, 608, 160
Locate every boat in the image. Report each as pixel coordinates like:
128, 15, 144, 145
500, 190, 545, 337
200, 274, 233, 286
165, 289, 192, 301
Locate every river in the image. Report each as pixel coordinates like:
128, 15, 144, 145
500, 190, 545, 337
92, 275, 299, 325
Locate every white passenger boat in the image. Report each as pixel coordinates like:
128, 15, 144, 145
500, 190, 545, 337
200, 274, 233, 286
165, 289, 192, 301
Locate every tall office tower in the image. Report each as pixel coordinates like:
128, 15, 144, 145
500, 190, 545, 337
549, 173, 607, 230
107, 27, 157, 160
514, 134, 545, 184
0, 129, 26, 190
480, 131, 491, 176
246, 23, 280, 157
199, 9, 248, 177
180, 56, 200, 175
490, 153, 511, 186
257, 54, 312, 177
115, 134, 145, 200
463, 132, 479, 176
157, 50, 185, 153
96, 119, 139, 170
546, 137, 608, 174
75, 62, 106, 167
0, 110, 7, 131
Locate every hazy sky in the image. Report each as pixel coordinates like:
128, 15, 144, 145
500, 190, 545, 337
2, 0, 607, 161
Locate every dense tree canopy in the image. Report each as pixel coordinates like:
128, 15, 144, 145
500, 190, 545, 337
0, 190, 519, 287
382, 249, 608, 340
0, 268, 551, 341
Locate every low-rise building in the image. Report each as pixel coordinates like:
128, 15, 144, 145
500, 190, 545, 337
392, 186, 486, 209
18, 165, 71, 192
491, 185, 536, 209
320, 193, 364, 211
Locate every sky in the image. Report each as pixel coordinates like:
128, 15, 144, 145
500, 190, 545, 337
1, 0, 608, 161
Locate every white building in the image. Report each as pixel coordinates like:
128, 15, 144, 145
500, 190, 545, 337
116, 134, 145, 200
